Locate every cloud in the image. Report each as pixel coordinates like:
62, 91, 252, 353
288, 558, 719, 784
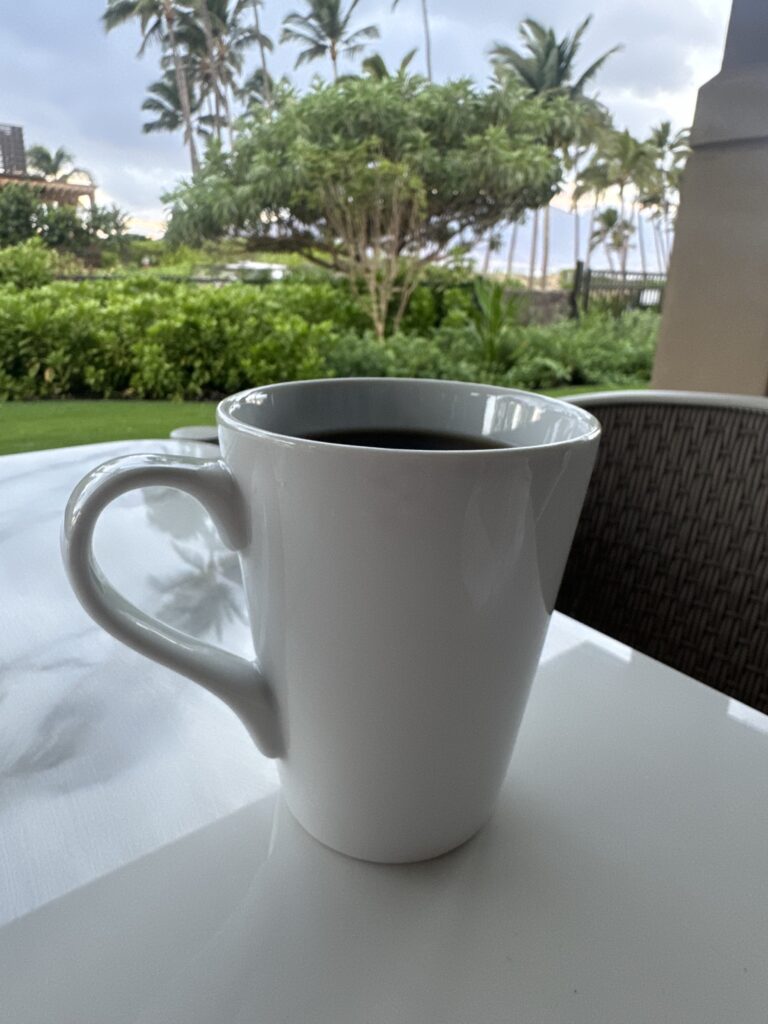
0, 0, 732, 232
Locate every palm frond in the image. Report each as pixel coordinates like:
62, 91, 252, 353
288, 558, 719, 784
346, 24, 380, 44
294, 43, 329, 67
571, 45, 622, 94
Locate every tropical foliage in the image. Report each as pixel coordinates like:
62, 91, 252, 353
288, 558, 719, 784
490, 16, 619, 287
164, 75, 562, 336
280, 0, 379, 81
0, 185, 126, 258
94, 3, 690, 285
26, 146, 77, 180
0, 268, 657, 400
391, 0, 431, 81
0, 0, 693, 348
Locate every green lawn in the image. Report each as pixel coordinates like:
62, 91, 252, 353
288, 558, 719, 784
0, 400, 218, 456
0, 386, 609, 457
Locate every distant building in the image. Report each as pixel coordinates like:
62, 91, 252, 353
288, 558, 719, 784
0, 123, 27, 175
0, 122, 95, 207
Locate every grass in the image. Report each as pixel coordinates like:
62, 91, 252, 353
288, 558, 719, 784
0, 385, 615, 457
0, 400, 218, 456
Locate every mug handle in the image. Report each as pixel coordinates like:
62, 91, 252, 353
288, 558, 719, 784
61, 452, 283, 759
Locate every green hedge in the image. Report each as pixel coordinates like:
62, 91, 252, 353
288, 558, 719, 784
0, 273, 657, 400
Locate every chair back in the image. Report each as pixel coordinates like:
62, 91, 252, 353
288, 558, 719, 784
557, 391, 768, 712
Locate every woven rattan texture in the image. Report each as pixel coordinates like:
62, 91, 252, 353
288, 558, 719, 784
556, 401, 768, 711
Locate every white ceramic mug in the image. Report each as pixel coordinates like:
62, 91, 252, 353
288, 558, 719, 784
62, 378, 600, 862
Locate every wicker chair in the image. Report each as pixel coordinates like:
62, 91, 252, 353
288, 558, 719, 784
556, 390, 768, 713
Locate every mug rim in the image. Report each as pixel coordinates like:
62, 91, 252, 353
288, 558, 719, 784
217, 377, 601, 454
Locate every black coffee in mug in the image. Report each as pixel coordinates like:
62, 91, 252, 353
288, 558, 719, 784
304, 429, 511, 450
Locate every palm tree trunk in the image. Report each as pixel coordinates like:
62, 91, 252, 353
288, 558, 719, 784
540, 202, 550, 290
584, 199, 597, 273
652, 219, 664, 273
197, 0, 226, 144
619, 186, 628, 280
527, 209, 539, 290
482, 235, 493, 275
225, 85, 235, 150
620, 235, 628, 280
252, 1, 272, 107
163, 0, 199, 174
572, 200, 580, 268
636, 207, 647, 275
603, 241, 615, 273
662, 208, 672, 269
331, 42, 338, 82
505, 218, 520, 279
214, 90, 222, 144
421, 0, 433, 82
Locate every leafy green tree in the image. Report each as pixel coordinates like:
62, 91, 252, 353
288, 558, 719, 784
0, 185, 42, 247
391, 0, 431, 81
0, 184, 126, 260
165, 76, 560, 336
280, 0, 379, 81
87, 204, 129, 241
40, 206, 90, 253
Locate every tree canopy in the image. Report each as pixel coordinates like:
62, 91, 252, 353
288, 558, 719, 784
165, 75, 563, 333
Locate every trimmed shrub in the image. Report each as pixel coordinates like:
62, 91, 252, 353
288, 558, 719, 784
0, 274, 658, 400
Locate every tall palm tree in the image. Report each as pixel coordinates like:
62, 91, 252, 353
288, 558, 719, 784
489, 17, 620, 100
600, 129, 655, 277
646, 121, 690, 268
391, 0, 432, 81
280, 0, 379, 81
176, 0, 253, 146
648, 121, 690, 174
574, 157, 610, 272
361, 48, 417, 80
490, 16, 620, 288
238, 67, 276, 107
564, 104, 611, 267
26, 146, 74, 180
589, 207, 632, 273
505, 213, 523, 279
141, 70, 206, 139
601, 130, 654, 220
527, 209, 539, 290
248, 0, 274, 106
103, 0, 200, 173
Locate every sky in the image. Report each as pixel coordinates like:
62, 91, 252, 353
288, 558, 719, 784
0, 0, 733, 265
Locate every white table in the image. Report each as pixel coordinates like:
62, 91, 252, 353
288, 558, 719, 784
1, 441, 767, 1023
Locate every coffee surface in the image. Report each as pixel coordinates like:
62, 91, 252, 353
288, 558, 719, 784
304, 428, 511, 450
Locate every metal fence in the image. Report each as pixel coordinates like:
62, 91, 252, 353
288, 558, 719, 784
571, 261, 667, 315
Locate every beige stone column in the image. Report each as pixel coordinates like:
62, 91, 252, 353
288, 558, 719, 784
652, 0, 768, 395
